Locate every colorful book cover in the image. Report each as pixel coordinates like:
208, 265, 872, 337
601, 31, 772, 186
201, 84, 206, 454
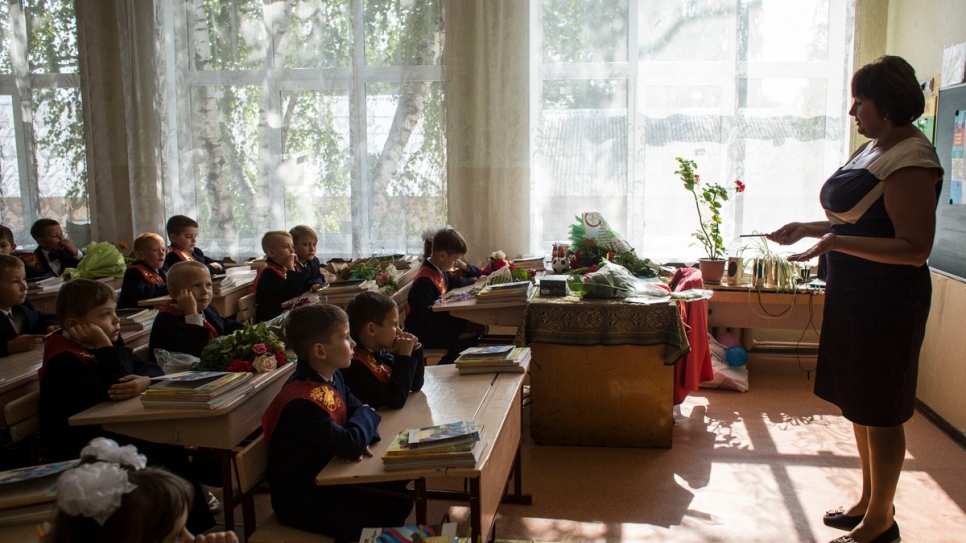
407, 420, 480, 450
359, 522, 456, 543
457, 345, 514, 358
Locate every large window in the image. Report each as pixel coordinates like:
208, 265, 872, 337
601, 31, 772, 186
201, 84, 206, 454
158, 0, 446, 260
0, 0, 88, 249
531, 0, 854, 260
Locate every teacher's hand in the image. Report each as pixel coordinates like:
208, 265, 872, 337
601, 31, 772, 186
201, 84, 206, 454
767, 222, 808, 245
788, 233, 837, 262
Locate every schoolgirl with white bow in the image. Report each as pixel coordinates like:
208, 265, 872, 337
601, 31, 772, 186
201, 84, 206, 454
49, 438, 238, 543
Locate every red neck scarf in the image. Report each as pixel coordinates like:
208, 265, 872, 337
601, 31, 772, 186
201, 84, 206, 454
254, 260, 288, 289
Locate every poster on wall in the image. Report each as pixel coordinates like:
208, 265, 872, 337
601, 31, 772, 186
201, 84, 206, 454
951, 110, 965, 205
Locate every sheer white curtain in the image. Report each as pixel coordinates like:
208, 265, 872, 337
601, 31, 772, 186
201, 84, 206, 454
530, 0, 855, 262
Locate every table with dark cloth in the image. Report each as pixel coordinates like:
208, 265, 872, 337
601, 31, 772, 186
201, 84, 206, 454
514, 294, 690, 448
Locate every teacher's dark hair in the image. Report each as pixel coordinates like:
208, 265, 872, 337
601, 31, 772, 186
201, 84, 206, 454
851, 55, 924, 126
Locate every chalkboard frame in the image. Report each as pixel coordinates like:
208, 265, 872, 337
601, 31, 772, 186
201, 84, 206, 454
929, 82, 966, 281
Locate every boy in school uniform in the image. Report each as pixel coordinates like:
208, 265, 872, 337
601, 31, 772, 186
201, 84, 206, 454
148, 261, 245, 363
0, 254, 58, 357
262, 304, 412, 542
406, 227, 485, 364
343, 291, 424, 409
20, 218, 82, 279
289, 224, 326, 290
0, 225, 18, 255
38, 278, 217, 533
254, 231, 308, 323
162, 215, 225, 276
118, 233, 168, 309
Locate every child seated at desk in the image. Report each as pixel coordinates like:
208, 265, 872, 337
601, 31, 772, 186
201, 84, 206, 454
163, 215, 225, 276
0, 224, 17, 255
0, 254, 58, 357
148, 261, 245, 363
118, 233, 168, 309
254, 230, 308, 323
405, 226, 485, 365
20, 218, 83, 279
261, 304, 412, 541
290, 224, 326, 290
49, 438, 237, 543
344, 291, 424, 409
39, 279, 217, 533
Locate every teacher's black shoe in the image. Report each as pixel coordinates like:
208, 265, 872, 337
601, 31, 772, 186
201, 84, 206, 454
828, 521, 900, 543
824, 508, 863, 530
824, 505, 896, 531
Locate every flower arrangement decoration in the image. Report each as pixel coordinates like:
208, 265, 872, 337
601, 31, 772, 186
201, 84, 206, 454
566, 217, 656, 277
480, 250, 535, 282
197, 322, 291, 373
281, 295, 313, 311
374, 269, 398, 293
676, 157, 745, 261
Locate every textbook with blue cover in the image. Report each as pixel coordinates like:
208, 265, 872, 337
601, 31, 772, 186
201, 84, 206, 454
406, 420, 480, 451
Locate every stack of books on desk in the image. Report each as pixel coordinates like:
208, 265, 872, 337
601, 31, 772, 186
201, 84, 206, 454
317, 279, 371, 295
117, 308, 157, 332
511, 256, 546, 272
455, 346, 530, 375
211, 274, 235, 294
0, 460, 79, 526
26, 276, 63, 293
382, 420, 485, 471
475, 281, 534, 304
141, 371, 253, 409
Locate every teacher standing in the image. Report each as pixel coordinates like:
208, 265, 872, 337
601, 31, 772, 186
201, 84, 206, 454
769, 56, 942, 543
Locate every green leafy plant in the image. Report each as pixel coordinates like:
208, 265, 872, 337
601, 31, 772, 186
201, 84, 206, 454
676, 158, 744, 261
736, 234, 802, 293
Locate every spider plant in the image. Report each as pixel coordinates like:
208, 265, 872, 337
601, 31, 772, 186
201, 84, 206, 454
736, 234, 802, 293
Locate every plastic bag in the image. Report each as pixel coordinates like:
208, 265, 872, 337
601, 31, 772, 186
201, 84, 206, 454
577, 261, 671, 299
154, 349, 200, 374
699, 334, 749, 392
62, 242, 126, 280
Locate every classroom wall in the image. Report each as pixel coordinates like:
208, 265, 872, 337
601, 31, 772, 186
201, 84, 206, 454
876, 0, 966, 434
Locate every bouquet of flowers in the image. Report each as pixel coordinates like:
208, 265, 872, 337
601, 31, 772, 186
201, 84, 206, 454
62, 241, 127, 280
566, 215, 657, 277
196, 322, 291, 373
374, 268, 398, 293
481, 250, 535, 282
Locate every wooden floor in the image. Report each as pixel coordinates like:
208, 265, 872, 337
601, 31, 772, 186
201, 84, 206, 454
216, 353, 966, 543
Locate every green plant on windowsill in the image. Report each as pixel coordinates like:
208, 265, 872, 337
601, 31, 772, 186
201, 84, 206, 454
736, 233, 802, 293
676, 157, 735, 261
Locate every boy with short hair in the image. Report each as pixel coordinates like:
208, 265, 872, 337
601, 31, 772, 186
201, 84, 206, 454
289, 225, 325, 290
20, 218, 82, 279
0, 225, 17, 255
343, 291, 424, 409
406, 226, 485, 364
118, 233, 168, 309
162, 215, 225, 276
254, 231, 308, 323
38, 279, 163, 461
38, 278, 217, 533
148, 261, 245, 363
262, 304, 412, 540
0, 254, 58, 357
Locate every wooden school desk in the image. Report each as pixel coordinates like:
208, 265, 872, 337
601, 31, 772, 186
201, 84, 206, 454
315, 362, 531, 543
69, 363, 295, 531
0, 326, 152, 429
139, 272, 255, 317
27, 276, 124, 314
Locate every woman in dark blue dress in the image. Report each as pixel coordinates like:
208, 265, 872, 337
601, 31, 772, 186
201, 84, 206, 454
769, 56, 942, 543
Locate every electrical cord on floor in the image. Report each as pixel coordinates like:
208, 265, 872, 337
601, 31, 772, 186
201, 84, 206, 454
796, 286, 823, 379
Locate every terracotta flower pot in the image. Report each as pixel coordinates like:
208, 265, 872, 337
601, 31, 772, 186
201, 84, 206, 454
698, 258, 726, 284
